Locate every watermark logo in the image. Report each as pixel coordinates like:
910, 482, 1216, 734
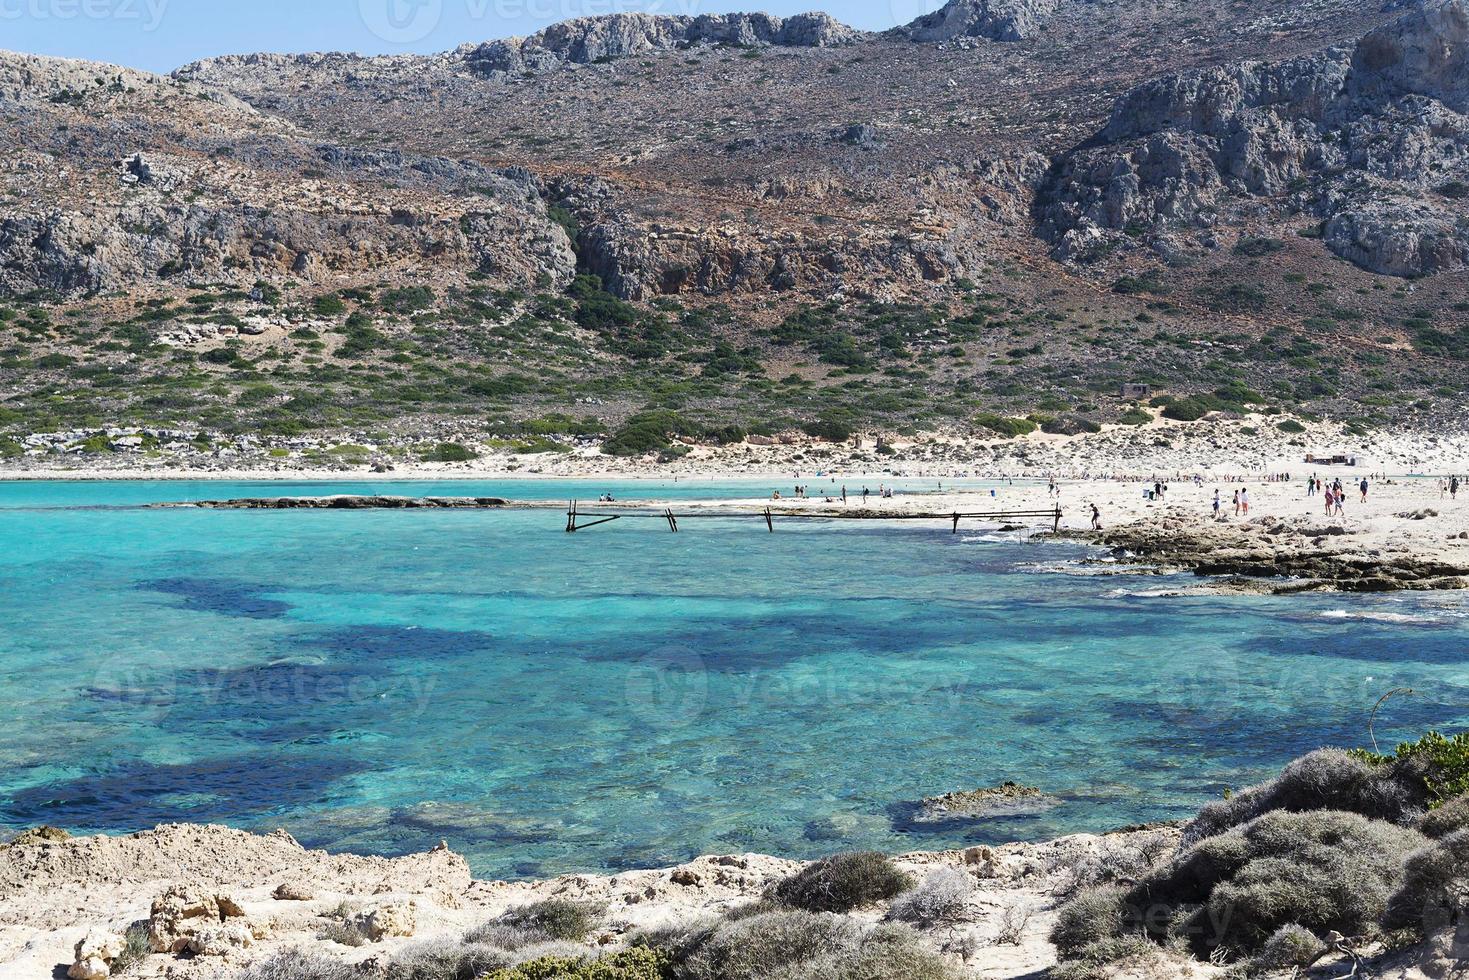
360, 0, 444, 44
86, 655, 178, 726
886, 0, 944, 30
625, 645, 708, 729
0, 0, 170, 32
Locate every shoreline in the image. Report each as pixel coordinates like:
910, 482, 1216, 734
0, 820, 1185, 980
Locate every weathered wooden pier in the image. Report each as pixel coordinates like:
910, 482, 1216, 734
564, 501, 1063, 534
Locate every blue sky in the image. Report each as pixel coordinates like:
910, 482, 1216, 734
3, 0, 943, 73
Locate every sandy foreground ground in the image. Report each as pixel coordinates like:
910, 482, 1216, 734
0, 822, 1182, 980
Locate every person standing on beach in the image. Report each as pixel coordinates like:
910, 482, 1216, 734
1453, 477, 1460, 501
1240, 488, 1250, 516
862, 487, 870, 503
1360, 478, 1369, 503
841, 486, 847, 505
1232, 489, 1241, 517
1091, 504, 1102, 530
1212, 490, 1221, 520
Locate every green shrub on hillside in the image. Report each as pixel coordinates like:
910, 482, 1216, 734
602, 411, 689, 457
771, 852, 912, 914
975, 413, 1037, 438
312, 294, 346, 317
422, 442, 478, 462
1160, 398, 1211, 422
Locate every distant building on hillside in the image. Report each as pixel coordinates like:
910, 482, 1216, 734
1305, 452, 1358, 466
1120, 383, 1153, 400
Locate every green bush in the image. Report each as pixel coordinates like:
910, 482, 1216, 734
1200, 283, 1270, 314
1118, 408, 1152, 426
312, 294, 346, 316
1160, 398, 1211, 422
483, 947, 670, 980
381, 286, 436, 313
493, 900, 599, 942
603, 411, 688, 457
422, 442, 478, 462
975, 413, 1037, 438
771, 852, 912, 914
1367, 731, 1469, 807
1277, 419, 1307, 434
1233, 237, 1285, 258
801, 417, 853, 443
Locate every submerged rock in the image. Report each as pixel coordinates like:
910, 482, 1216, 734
912, 782, 1064, 824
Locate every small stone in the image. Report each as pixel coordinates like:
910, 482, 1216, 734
670, 868, 702, 886
272, 881, 315, 901
68, 930, 125, 980
350, 902, 416, 941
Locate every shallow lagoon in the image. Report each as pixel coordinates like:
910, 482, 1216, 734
2, 480, 1467, 879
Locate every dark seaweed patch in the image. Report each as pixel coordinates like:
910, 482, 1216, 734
140, 577, 292, 619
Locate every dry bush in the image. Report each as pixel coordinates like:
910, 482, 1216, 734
1048, 935, 1160, 980
235, 951, 359, 980
1051, 886, 1130, 959
1417, 794, 1469, 839
770, 852, 913, 913
488, 899, 600, 942
1250, 924, 1327, 973
676, 909, 955, 980
1166, 810, 1424, 954
381, 938, 517, 980
1183, 749, 1426, 846
884, 867, 974, 927
1382, 828, 1469, 932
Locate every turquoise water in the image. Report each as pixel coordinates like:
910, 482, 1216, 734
2, 480, 1468, 879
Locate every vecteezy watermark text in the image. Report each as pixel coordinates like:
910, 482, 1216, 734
0, 0, 169, 31
358, 0, 713, 45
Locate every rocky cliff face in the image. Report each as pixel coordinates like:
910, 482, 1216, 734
465, 12, 862, 76
893, 0, 1060, 43
1039, 0, 1469, 277
0, 54, 576, 297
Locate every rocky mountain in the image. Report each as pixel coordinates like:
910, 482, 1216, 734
2, 0, 1468, 452
1041, 0, 1469, 277
891, 0, 1060, 43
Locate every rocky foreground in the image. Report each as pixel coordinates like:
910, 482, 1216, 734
0, 821, 1179, 980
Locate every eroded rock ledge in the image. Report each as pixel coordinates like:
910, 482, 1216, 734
1080, 513, 1469, 593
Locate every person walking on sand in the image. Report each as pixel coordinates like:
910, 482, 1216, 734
1212, 490, 1221, 520
1453, 477, 1460, 501
841, 486, 847, 505
862, 486, 870, 503
1334, 488, 1345, 517
1232, 489, 1241, 517
1360, 478, 1369, 503
1091, 504, 1102, 531
1240, 487, 1250, 517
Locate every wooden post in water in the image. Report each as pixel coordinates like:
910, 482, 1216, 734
1053, 506, 1062, 533
952, 512, 960, 534
764, 508, 774, 533
665, 508, 679, 533
566, 500, 577, 533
